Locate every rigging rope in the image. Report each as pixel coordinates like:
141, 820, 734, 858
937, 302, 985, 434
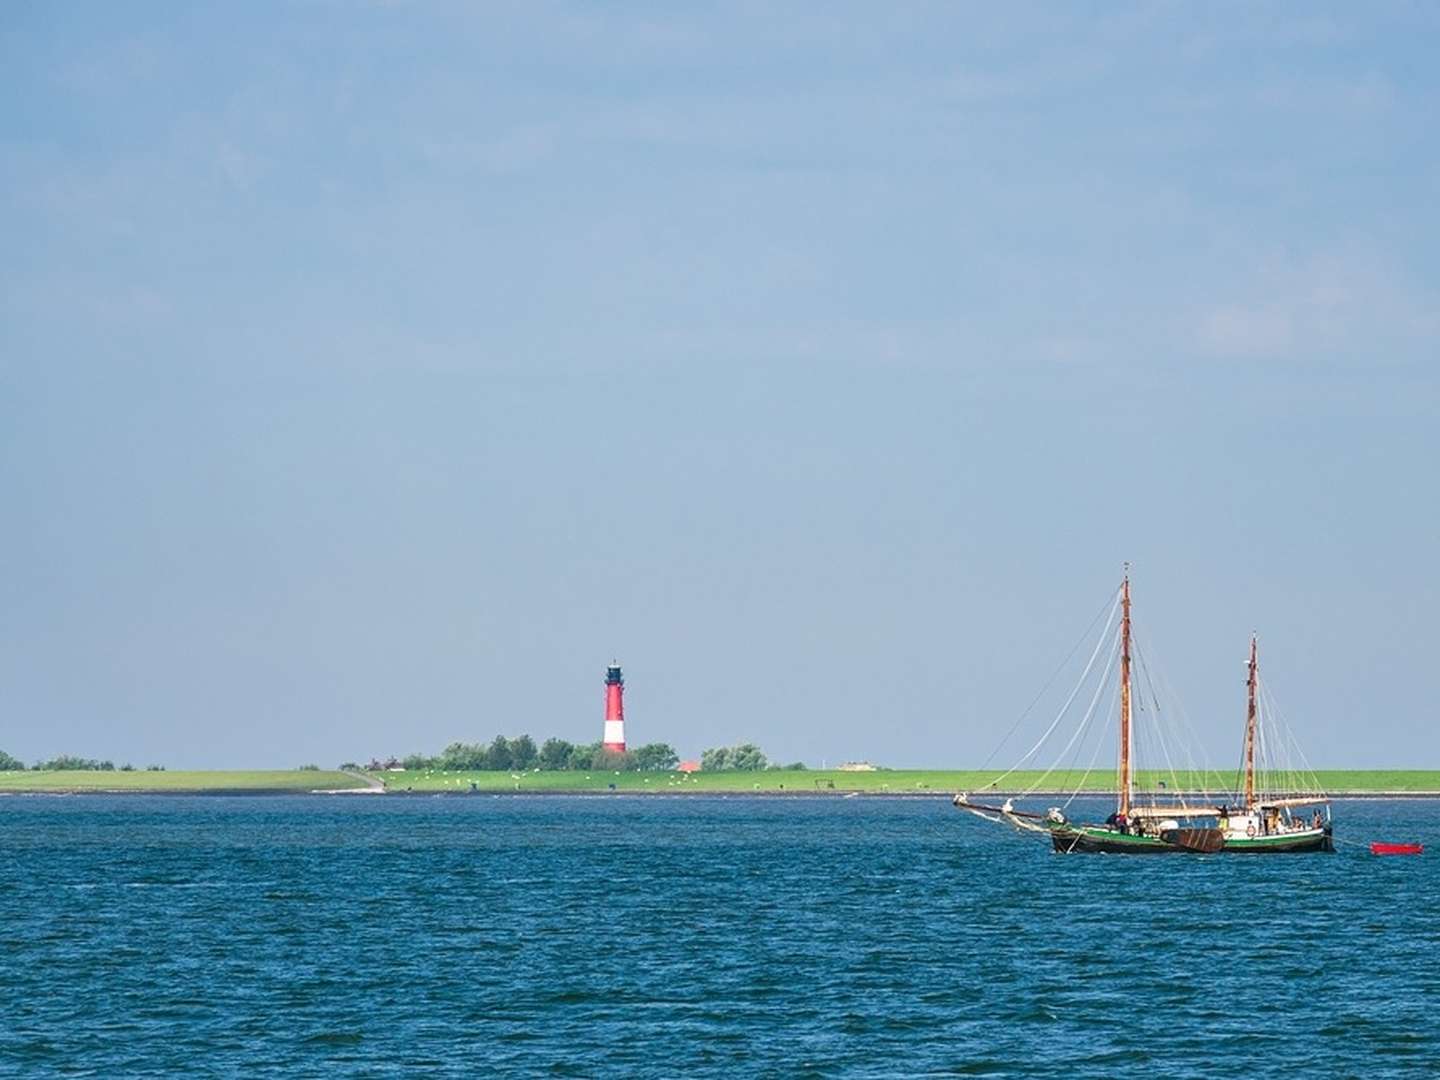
1063, 670, 1119, 809
1257, 675, 1325, 797
984, 591, 1122, 791
977, 585, 1123, 772
1021, 626, 1121, 797
1131, 626, 1224, 803
1132, 635, 1191, 808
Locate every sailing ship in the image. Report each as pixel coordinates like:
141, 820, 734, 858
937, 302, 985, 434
954, 573, 1333, 854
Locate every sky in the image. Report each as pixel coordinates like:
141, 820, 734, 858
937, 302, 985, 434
2, 2, 1438, 769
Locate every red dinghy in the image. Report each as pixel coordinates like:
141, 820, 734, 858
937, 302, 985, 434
1370, 842, 1423, 856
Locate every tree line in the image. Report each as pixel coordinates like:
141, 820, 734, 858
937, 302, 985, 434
0, 741, 804, 775
354, 738, 803, 773
357, 737, 677, 773
0, 751, 166, 772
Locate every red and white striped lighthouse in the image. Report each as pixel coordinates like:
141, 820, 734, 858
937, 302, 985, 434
602, 662, 626, 752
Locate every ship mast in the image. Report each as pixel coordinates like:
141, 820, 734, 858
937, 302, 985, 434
1118, 572, 1133, 817
1244, 634, 1258, 807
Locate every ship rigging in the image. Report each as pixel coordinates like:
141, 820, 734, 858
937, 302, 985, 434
953, 572, 1333, 854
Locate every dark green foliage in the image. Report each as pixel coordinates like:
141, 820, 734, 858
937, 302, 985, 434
338, 761, 360, 771
539, 738, 574, 770
730, 744, 768, 771
145, 764, 166, 771
298, 763, 320, 771
438, 742, 487, 770
630, 743, 679, 771
566, 742, 602, 771
372, 736, 771, 774
701, 744, 768, 772
0, 750, 25, 771
33, 755, 115, 771
484, 736, 514, 771
593, 748, 629, 772
510, 734, 538, 770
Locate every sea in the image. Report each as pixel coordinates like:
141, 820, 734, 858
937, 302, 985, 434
2, 794, 1437, 1077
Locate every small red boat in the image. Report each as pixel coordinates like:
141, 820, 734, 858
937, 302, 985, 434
1370, 842, 1423, 856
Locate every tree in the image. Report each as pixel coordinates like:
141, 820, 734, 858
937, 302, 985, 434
402, 753, 437, 770
0, 749, 24, 771
438, 742, 486, 770
630, 743, 679, 771
566, 742, 601, 771
539, 738, 574, 770
729, 744, 768, 771
700, 744, 769, 772
510, 734, 538, 770
484, 736, 514, 771
593, 747, 630, 772
33, 755, 114, 771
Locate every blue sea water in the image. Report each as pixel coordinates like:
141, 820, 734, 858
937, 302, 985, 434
2, 795, 1437, 1077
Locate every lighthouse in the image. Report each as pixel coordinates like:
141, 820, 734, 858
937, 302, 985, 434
602, 662, 626, 753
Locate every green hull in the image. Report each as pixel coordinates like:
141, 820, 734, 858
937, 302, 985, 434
1221, 828, 1333, 853
1051, 824, 1333, 854
1050, 826, 1184, 854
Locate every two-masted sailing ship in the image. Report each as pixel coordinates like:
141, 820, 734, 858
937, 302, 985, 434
954, 573, 1333, 854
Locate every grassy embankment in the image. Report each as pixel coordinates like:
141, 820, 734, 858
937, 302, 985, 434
366, 768, 1440, 795
0, 770, 369, 793
1, 769, 1438, 794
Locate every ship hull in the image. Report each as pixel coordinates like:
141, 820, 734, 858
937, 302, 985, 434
1221, 827, 1333, 853
1051, 825, 1334, 854
1050, 827, 1189, 854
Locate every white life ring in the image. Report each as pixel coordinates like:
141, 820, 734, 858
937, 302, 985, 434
1246, 823, 1256, 838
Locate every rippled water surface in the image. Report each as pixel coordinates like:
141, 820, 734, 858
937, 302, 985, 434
2, 795, 1438, 1076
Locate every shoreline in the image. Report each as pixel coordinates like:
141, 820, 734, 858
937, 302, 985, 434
6, 768, 1440, 799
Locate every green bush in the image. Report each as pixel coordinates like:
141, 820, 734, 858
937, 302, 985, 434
630, 743, 679, 771
539, 738, 574, 770
368, 735, 757, 774
701, 744, 769, 772
510, 734, 538, 770
566, 742, 602, 771
32, 755, 115, 771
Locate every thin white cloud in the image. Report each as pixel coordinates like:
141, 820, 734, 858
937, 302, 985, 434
1194, 254, 1439, 362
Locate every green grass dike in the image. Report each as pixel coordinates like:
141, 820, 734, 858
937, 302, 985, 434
365, 768, 1440, 795
1, 768, 1438, 795
0, 770, 371, 793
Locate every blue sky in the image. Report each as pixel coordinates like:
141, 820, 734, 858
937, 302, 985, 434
2, 3, 1437, 768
